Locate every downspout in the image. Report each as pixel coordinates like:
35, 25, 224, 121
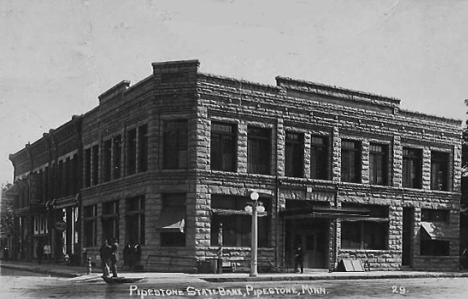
275, 118, 280, 267
275, 174, 280, 267
332, 185, 339, 271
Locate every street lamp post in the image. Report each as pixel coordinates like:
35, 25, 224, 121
245, 191, 264, 277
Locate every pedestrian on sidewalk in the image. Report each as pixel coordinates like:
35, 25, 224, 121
99, 239, 112, 277
294, 244, 304, 273
36, 241, 44, 264
110, 237, 119, 277
44, 244, 51, 262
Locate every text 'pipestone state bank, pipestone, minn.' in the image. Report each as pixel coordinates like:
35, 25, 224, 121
7, 59, 462, 273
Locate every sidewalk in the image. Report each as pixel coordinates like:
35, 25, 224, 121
2, 259, 468, 282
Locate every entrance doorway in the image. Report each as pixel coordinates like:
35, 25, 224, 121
402, 207, 414, 267
285, 218, 329, 269
294, 230, 327, 268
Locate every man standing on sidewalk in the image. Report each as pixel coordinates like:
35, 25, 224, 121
109, 237, 119, 277
99, 239, 112, 277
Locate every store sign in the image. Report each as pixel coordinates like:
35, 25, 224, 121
55, 221, 67, 232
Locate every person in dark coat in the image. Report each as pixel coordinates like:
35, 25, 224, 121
99, 239, 112, 277
36, 242, 44, 264
109, 237, 119, 277
294, 244, 304, 273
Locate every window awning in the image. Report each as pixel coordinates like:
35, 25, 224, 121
421, 221, 458, 241
157, 207, 185, 233
211, 209, 250, 216
280, 206, 370, 220
341, 217, 389, 222
211, 209, 268, 217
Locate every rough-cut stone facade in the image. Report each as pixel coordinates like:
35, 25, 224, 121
9, 59, 462, 272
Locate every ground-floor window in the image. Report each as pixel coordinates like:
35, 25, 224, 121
159, 194, 186, 247
341, 203, 388, 250
102, 201, 119, 242
341, 221, 388, 250
420, 211, 452, 256
420, 239, 450, 256
210, 195, 270, 248
84, 205, 97, 247
126, 195, 145, 245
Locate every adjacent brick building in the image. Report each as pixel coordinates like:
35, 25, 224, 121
9, 59, 462, 272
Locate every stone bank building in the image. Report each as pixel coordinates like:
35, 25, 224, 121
9, 60, 462, 272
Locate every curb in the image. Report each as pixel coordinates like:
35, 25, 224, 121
201, 272, 468, 283
3, 263, 468, 282
1, 264, 82, 278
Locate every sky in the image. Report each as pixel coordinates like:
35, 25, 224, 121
1, 0, 468, 185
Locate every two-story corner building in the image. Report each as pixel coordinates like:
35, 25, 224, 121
9, 116, 82, 263
9, 59, 462, 272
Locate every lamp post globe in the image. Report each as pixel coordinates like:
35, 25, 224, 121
250, 191, 259, 201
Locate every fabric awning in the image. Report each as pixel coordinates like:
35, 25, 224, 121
157, 207, 185, 233
421, 221, 458, 241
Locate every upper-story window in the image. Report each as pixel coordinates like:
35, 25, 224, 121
84, 149, 91, 187
103, 139, 112, 182
285, 132, 304, 177
211, 122, 237, 172
403, 147, 422, 189
127, 129, 137, 175
310, 136, 328, 180
84, 145, 99, 187
341, 140, 361, 183
138, 124, 149, 173
113, 136, 122, 179
431, 151, 449, 191
92, 145, 99, 186
247, 126, 271, 175
127, 124, 148, 175
369, 143, 388, 186
163, 120, 188, 169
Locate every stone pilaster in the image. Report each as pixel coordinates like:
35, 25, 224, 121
332, 127, 341, 182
